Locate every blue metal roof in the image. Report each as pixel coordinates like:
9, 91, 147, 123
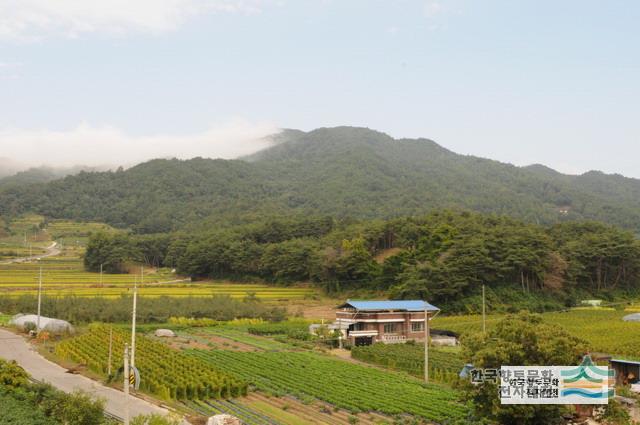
339, 300, 440, 312
611, 359, 640, 366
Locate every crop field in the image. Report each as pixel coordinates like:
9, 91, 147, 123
185, 398, 286, 425
193, 327, 295, 351
351, 344, 464, 383
1, 283, 316, 299
0, 218, 317, 301
186, 393, 395, 425
432, 308, 640, 360
189, 350, 468, 422
55, 324, 247, 400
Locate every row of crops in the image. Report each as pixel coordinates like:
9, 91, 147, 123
188, 350, 468, 422
1, 285, 316, 299
55, 324, 247, 400
351, 343, 464, 383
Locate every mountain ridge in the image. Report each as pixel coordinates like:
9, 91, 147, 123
1, 126, 639, 233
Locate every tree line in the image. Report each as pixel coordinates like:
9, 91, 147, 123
83, 211, 640, 312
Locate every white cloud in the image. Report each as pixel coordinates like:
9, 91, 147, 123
0, 119, 279, 168
0, 0, 272, 41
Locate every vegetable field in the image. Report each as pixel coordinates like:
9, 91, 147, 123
55, 324, 247, 400
189, 350, 468, 422
351, 343, 464, 383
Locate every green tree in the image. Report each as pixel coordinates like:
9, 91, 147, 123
461, 312, 588, 425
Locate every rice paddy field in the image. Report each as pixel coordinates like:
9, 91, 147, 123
0, 216, 317, 301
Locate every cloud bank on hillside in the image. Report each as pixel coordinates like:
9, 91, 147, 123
0, 119, 279, 169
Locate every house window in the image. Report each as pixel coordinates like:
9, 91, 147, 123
353, 322, 365, 331
383, 323, 397, 334
412, 322, 424, 332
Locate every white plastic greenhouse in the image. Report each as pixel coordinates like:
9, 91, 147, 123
9, 314, 75, 335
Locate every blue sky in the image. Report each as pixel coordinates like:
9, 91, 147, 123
1, 0, 638, 176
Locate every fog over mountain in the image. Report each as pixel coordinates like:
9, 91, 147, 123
0, 120, 279, 173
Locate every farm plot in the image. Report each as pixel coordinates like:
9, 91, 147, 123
1, 283, 316, 299
0, 255, 315, 300
185, 399, 285, 425
189, 350, 468, 422
193, 328, 294, 351
55, 324, 247, 400
351, 343, 465, 383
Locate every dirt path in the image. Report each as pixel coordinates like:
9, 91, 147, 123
0, 241, 61, 264
0, 328, 181, 422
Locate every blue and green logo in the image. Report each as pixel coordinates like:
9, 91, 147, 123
560, 356, 614, 400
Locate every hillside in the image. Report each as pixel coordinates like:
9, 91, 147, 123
1, 126, 640, 233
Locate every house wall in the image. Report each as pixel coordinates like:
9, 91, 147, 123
336, 309, 432, 344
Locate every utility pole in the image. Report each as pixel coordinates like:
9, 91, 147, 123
130, 275, 138, 369
37, 267, 43, 332
482, 285, 486, 334
338, 315, 343, 349
107, 326, 113, 376
123, 343, 130, 425
424, 304, 429, 383
99, 264, 103, 287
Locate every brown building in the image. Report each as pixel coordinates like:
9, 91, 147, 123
335, 300, 439, 346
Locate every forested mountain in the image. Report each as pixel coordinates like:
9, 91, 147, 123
1, 126, 640, 233
0, 165, 103, 189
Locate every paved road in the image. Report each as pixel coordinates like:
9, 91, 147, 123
0, 241, 61, 264
0, 328, 175, 421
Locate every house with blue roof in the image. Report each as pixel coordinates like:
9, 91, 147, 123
335, 299, 439, 346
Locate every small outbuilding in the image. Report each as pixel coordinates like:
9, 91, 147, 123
609, 359, 640, 386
